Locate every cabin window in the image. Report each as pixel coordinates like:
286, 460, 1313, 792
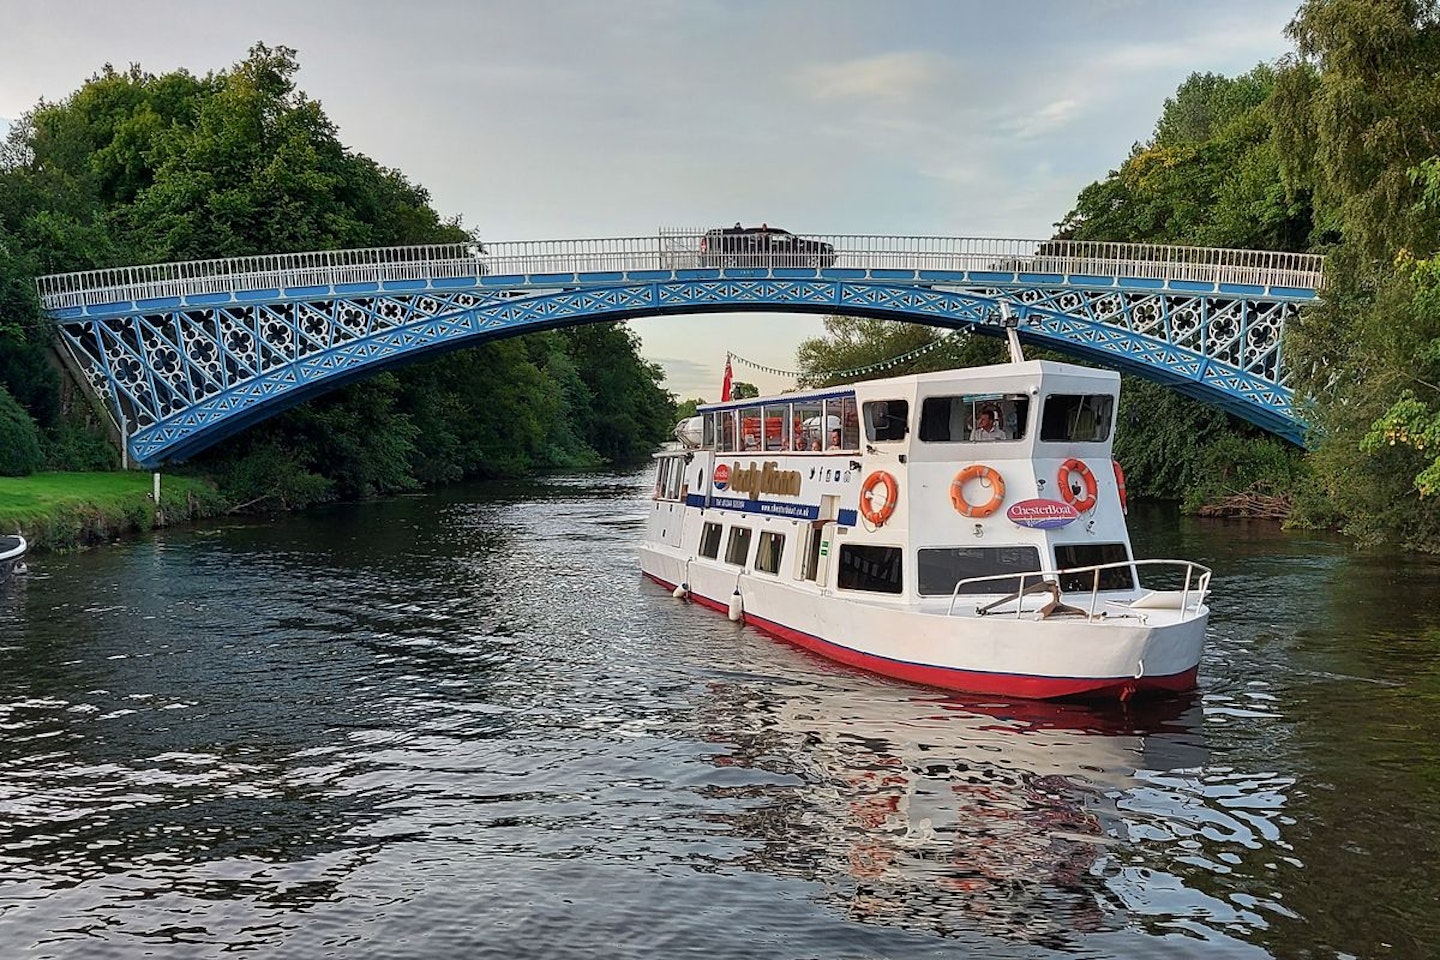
829, 396, 860, 450
1039, 394, 1114, 443
792, 399, 824, 452
754, 532, 786, 574
654, 457, 686, 500
725, 527, 754, 566
665, 458, 685, 500
737, 406, 765, 451
863, 400, 909, 442
917, 546, 1043, 596
762, 404, 792, 451
699, 522, 723, 559
837, 544, 903, 594
918, 394, 1030, 442
1054, 543, 1133, 590
716, 411, 739, 452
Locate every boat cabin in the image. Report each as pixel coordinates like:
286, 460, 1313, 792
648, 359, 1135, 606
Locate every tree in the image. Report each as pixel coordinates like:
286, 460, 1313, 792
796, 316, 1003, 388
729, 381, 760, 400
1, 44, 678, 500
1058, 65, 1314, 252
674, 398, 706, 420
560, 323, 675, 463
1270, 0, 1440, 547
1274, 0, 1440, 260
1052, 63, 1314, 509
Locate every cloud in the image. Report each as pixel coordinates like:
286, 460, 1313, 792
1000, 97, 1084, 140
0, 0, 1302, 393
648, 354, 715, 399
794, 51, 952, 106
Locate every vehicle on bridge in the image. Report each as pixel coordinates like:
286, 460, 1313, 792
640, 351, 1211, 700
697, 225, 837, 269
1, 534, 27, 582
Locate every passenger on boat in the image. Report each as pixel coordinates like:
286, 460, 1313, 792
829, 427, 843, 450
970, 409, 1008, 441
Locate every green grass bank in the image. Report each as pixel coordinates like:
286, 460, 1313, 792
0, 472, 230, 552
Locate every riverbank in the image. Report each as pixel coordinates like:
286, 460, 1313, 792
0, 472, 230, 552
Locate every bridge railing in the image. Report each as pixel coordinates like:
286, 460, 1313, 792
35, 234, 1326, 310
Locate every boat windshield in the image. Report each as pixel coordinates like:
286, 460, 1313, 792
1039, 393, 1114, 443
918, 393, 1030, 442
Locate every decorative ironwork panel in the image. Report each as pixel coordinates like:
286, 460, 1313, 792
40, 236, 1322, 466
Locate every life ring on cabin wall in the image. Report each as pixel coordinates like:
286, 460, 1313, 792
1112, 460, 1128, 514
1058, 458, 1099, 513
860, 470, 899, 526
950, 464, 1006, 518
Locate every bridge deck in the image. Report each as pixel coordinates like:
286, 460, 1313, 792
36, 234, 1325, 312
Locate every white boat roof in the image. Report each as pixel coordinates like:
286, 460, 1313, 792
697, 359, 1118, 413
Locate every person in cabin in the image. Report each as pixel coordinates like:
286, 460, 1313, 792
829, 427, 843, 450
970, 408, 1008, 441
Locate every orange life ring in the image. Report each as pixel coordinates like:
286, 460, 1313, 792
950, 464, 1006, 518
859, 470, 899, 526
1059, 458, 1099, 512
1112, 460, 1128, 514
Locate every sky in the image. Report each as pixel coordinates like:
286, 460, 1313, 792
0, 0, 1302, 400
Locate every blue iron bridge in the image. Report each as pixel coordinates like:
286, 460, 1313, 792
36, 231, 1325, 467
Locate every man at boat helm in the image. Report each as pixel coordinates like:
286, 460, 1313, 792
970, 408, 1007, 441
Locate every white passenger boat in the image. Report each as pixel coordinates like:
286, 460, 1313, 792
639, 345, 1211, 701
1, 534, 27, 582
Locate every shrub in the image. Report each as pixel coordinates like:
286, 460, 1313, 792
0, 385, 44, 476
42, 422, 120, 471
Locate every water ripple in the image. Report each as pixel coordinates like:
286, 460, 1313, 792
0, 479, 1437, 958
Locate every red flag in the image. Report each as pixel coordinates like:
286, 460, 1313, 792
721, 356, 733, 402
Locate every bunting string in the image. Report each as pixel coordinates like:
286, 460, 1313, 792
726, 328, 970, 382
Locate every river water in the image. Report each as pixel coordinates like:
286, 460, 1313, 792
1, 471, 1437, 959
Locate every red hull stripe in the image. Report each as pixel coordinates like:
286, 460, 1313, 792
645, 574, 1197, 700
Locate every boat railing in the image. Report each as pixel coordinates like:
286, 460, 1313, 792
946, 559, 1212, 620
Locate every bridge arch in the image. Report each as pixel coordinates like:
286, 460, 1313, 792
37, 235, 1323, 466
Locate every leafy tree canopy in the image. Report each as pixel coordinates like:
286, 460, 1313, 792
0, 43, 675, 503
1271, 0, 1440, 547
1047, 63, 1315, 509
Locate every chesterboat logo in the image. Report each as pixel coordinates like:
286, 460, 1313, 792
713, 463, 730, 491
1006, 498, 1079, 529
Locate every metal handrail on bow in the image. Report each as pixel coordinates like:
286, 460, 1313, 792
946, 558, 1213, 620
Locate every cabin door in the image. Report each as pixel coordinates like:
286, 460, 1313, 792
798, 495, 839, 583
648, 456, 688, 548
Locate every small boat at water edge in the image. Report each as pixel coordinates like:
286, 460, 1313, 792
638, 343, 1211, 701
1, 534, 27, 582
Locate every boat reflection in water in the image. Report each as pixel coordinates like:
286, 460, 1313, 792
698, 674, 1208, 946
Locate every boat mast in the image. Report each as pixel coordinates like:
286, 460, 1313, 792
1001, 301, 1025, 363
